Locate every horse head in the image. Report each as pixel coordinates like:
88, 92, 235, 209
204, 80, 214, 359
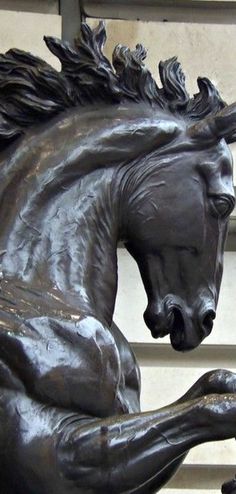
0, 21, 235, 352
118, 105, 236, 351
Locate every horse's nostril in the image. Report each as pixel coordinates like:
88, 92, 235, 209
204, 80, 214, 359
201, 309, 216, 337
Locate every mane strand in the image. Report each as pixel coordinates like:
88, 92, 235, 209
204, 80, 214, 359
0, 21, 231, 151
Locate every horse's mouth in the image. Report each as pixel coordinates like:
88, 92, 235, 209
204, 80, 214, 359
150, 324, 191, 351
146, 302, 215, 351
170, 326, 188, 351
149, 307, 185, 345
150, 327, 170, 339
148, 308, 187, 347
169, 307, 188, 351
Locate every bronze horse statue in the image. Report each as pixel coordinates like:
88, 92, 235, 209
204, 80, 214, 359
0, 21, 236, 494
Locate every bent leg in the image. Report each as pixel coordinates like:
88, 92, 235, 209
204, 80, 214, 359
126, 369, 236, 494
57, 393, 236, 494
2, 374, 236, 493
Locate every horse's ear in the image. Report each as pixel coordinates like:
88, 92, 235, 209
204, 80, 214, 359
188, 103, 236, 144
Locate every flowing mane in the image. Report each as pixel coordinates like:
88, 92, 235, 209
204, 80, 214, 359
0, 21, 227, 151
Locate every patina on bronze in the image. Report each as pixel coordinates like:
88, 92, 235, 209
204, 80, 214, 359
0, 21, 235, 494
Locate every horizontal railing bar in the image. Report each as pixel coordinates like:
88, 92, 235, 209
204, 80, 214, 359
82, 1, 236, 23
82, 0, 236, 10
167, 465, 236, 489
131, 342, 236, 367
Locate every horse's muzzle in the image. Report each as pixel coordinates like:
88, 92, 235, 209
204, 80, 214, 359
144, 300, 216, 351
169, 306, 216, 351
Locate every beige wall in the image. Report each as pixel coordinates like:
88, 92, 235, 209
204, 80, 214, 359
0, 6, 236, 493
0, 10, 61, 68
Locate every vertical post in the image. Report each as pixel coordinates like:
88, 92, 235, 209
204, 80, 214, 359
59, 0, 83, 43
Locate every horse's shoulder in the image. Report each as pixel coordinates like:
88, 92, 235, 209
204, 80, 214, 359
0, 314, 122, 417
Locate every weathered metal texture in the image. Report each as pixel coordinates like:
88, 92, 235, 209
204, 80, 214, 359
0, 21, 235, 494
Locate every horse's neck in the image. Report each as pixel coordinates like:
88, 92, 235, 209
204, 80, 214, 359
1, 169, 119, 326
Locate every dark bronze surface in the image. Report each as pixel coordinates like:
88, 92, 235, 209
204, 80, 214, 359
222, 476, 236, 494
0, 21, 235, 493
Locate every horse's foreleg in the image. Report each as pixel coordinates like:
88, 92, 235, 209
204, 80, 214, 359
131, 369, 236, 494
58, 393, 236, 494
112, 370, 236, 494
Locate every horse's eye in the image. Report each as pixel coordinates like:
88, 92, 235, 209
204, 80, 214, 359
210, 194, 235, 219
